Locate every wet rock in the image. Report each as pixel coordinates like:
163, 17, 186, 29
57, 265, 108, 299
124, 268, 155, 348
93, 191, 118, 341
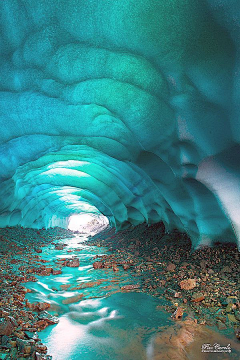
52, 269, 62, 275
93, 261, 103, 269
35, 352, 52, 360
179, 279, 196, 290
62, 294, 83, 305
38, 311, 59, 324
55, 244, 64, 250
16, 338, 35, 355
26, 301, 50, 312
25, 330, 39, 340
66, 258, 80, 267
121, 284, 140, 291
35, 344, 47, 354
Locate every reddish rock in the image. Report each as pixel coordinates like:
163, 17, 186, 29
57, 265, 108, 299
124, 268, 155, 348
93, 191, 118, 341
55, 244, 64, 250
26, 301, 50, 312
179, 279, 196, 290
191, 293, 205, 302
121, 284, 140, 291
167, 263, 176, 271
172, 307, 183, 320
52, 269, 62, 275
60, 284, 71, 290
0, 318, 14, 335
66, 258, 79, 267
62, 294, 83, 304
93, 261, 103, 269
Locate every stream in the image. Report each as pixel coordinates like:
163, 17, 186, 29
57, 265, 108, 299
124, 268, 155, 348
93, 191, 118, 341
24, 234, 173, 360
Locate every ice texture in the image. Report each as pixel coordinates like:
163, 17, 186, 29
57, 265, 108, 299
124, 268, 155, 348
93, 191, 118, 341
0, 0, 239, 248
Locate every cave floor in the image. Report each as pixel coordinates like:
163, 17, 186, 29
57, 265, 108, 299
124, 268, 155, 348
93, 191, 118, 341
0, 225, 239, 359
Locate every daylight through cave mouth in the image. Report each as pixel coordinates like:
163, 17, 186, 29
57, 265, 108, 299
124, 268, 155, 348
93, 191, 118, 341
68, 213, 109, 234
0, 0, 240, 250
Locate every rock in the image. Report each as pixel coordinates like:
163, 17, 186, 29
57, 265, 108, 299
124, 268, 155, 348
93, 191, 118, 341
60, 284, 71, 290
25, 330, 39, 340
217, 321, 227, 330
0, 317, 14, 336
200, 260, 207, 269
167, 263, 176, 271
172, 307, 183, 320
1, 335, 11, 348
35, 344, 47, 354
227, 314, 237, 323
44, 267, 53, 275
55, 244, 64, 250
66, 258, 79, 267
235, 311, 240, 321
16, 338, 35, 355
93, 261, 103, 269
226, 303, 233, 312
38, 311, 59, 324
27, 301, 50, 312
62, 294, 83, 305
166, 288, 180, 298
191, 292, 205, 302
221, 266, 231, 273
52, 269, 62, 275
121, 284, 140, 291
122, 264, 130, 270
179, 279, 196, 290
226, 296, 238, 304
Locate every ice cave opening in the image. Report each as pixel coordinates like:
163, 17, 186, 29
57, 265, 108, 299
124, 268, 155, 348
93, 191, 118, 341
68, 213, 109, 234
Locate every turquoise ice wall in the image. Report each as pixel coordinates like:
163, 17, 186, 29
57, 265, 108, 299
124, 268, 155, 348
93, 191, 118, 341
0, 0, 239, 248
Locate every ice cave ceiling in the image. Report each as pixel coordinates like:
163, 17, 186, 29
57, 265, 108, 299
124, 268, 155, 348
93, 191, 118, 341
0, 0, 240, 248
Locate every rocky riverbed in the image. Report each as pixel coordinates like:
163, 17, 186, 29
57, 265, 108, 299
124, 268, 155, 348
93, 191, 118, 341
0, 224, 239, 359
87, 223, 240, 337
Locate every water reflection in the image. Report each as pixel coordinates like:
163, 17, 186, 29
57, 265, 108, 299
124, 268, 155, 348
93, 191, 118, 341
25, 235, 172, 359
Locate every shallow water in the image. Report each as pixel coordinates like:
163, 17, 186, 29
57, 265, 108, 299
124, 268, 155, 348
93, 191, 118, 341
25, 234, 173, 360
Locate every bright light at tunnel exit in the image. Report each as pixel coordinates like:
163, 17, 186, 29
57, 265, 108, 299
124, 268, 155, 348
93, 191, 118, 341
68, 213, 109, 232
68, 214, 96, 231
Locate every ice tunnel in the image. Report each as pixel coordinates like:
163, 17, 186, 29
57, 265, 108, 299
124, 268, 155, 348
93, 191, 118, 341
0, 0, 240, 248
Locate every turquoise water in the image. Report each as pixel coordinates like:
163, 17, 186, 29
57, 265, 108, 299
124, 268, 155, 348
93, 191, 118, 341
25, 235, 173, 360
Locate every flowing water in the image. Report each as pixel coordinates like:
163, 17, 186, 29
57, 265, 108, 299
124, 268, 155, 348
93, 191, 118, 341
24, 234, 173, 360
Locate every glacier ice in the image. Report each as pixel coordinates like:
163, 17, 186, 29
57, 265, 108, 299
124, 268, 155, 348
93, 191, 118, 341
0, 0, 239, 248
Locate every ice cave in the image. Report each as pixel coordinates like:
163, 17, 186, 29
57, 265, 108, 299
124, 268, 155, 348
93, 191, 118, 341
0, 1, 239, 359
